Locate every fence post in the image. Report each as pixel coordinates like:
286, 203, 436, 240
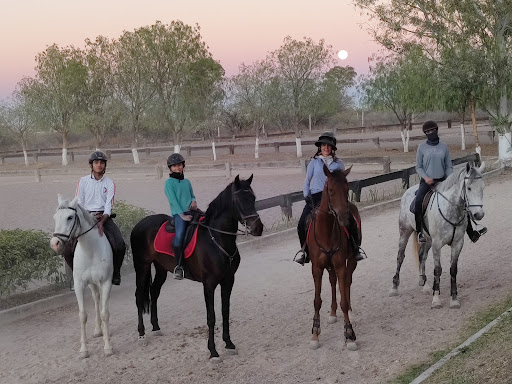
280, 195, 293, 221
70, 151, 74, 162
229, 144, 235, 155
351, 180, 362, 202
186, 146, 191, 156
401, 169, 410, 190
106, 150, 112, 160
274, 143, 280, 153
145, 148, 151, 159
225, 162, 232, 178
382, 156, 391, 173
372, 137, 380, 148
155, 165, 163, 179
300, 159, 307, 174
0, 156, 4, 164
33, 153, 39, 163
34, 169, 41, 182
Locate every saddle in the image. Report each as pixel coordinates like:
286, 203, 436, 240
410, 189, 435, 215
154, 211, 204, 258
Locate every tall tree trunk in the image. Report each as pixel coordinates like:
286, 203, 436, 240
61, 131, 69, 166
470, 98, 480, 155
131, 120, 140, 164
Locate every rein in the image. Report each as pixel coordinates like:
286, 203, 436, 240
52, 206, 99, 243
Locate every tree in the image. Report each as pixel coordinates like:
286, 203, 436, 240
143, 21, 222, 153
361, 48, 439, 152
354, 0, 512, 160
0, 86, 37, 165
24, 44, 88, 165
112, 29, 155, 164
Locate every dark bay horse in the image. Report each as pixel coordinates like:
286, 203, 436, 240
130, 175, 263, 361
307, 165, 361, 351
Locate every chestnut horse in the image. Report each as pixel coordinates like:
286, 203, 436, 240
130, 175, 263, 361
307, 165, 361, 351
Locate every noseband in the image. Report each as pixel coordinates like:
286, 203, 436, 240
52, 206, 98, 243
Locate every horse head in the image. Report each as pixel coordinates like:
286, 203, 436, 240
323, 164, 351, 227
464, 162, 485, 221
50, 194, 81, 253
233, 174, 263, 236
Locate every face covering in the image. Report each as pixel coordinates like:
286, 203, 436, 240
426, 130, 439, 145
169, 172, 184, 180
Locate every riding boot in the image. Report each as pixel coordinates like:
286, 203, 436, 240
112, 251, 121, 285
348, 216, 365, 261
467, 216, 487, 243
173, 246, 185, 280
415, 211, 426, 243
295, 221, 310, 265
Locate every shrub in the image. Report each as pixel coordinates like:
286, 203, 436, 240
0, 229, 64, 296
113, 200, 154, 262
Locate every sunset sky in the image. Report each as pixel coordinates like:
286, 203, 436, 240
0, 0, 381, 100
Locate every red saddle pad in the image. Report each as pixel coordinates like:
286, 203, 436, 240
153, 218, 203, 258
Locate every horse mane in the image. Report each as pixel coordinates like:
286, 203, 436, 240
435, 167, 465, 192
204, 182, 234, 223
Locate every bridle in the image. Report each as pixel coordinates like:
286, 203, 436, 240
52, 206, 98, 244
196, 186, 261, 264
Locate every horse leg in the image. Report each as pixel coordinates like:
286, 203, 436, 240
390, 226, 413, 296
310, 265, 323, 350
135, 262, 152, 346
150, 262, 167, 336
99, 281, 113, 356
203, 284, 220, 362
74, 282, 89, 358
340, 261, 357, 351
431, 246, 443, 309
420, 243, 432, 294
89, 284, 102, 338
449, 241, 464, 309
221, 277, 237, 354
327, 268, 338, 324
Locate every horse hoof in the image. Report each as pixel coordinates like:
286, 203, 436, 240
309, 340, 320, 350
422, 285, 433, 294
346, 341, 358, 351
431, 301, 443, 309
328, 316, 337, 324
209, 356, 222, 364
104, 348, 113, 356
93, 331, 103, 338
225, 348, 238, 355
152, 330, 163, 336
450, 299, 461, 309
389, 288, 398, 297
138, 335, 147, 347
80, 351, 89, 359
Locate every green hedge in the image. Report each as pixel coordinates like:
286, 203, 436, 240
0, 229, 64, 296
112, 200, 154, 262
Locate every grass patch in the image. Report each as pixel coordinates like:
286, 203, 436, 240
390, 294, 512, 384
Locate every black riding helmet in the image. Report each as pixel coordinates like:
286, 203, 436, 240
89, 151, 108, 164
167, 153, 186, 168
315, 132, 337, 151
422, 120, 438, 133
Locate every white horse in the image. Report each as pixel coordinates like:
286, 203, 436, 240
50, 194, 114, 358
390, 162, 485, 309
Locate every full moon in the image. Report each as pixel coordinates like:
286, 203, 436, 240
338, 50, 348, 60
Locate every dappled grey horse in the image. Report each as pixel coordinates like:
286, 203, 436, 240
390, 163, 485, 309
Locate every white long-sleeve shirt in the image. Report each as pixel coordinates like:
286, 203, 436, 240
76, 174, 116, 215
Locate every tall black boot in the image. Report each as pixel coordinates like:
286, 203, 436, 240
173, 246, 184, 280
415, 211, 426, 243
348, 216, 365, 261
112, 251, 121, 285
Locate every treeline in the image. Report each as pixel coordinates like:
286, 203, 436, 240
0, 21, 357, 165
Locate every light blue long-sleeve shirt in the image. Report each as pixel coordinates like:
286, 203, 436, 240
416, 141, 453, 180
303, 157, 345, 197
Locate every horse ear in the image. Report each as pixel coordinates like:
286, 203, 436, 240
478, 162, 485, 174
234, 174, 240, 187
57, 194, 64, 205
247, 174, 253, 185
323, 163, 330, 176
466, 162, 470, 173
70, 196, 79, 208
344, 166, 352, 177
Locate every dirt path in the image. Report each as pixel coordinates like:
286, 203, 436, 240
0, 173, 511, 384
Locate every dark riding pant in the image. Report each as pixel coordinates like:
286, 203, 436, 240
297, 192, 322, 252
103, 218, 126, 275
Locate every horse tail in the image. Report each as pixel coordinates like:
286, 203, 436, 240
412, 233, 420, 269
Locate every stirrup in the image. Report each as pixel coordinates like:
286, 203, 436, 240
294, 250, 307, 266
173, 266, 184, 280
354, 247, 367, 262
477, 227, 487, 236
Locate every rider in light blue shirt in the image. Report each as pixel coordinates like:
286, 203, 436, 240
295, 132, 365, 265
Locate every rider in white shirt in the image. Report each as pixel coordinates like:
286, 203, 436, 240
71, 151, 126, 285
